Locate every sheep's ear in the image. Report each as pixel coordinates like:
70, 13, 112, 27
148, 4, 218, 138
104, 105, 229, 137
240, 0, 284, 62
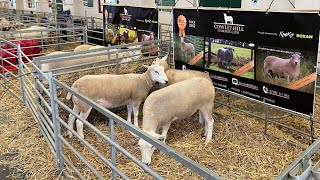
162, 55, 168, 60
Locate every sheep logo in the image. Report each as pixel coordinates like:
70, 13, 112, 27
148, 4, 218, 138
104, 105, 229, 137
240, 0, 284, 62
120, 7, 132, 21
223, 13, 233, 24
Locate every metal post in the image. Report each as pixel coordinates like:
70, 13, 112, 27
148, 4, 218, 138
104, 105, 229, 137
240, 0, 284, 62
310, 114, 314, 144
159, 40, 162, 57
0, 40, 5, 84
48, 72, 65, 172
17, 44, 27, 103
83, 26, 88, 44
107, 46, 111, 62
91, 17, 94, 29
109, 119, 117, 180
264, 105, 269, 135
116, 52, 119, 74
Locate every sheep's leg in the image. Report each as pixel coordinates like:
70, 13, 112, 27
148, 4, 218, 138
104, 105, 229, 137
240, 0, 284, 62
126, 101, 133, 124
132, 102, 141, 127
76, 108, 92, 140
198, 110, 204, 125
68, 105, 80, 138
160, 122, 171, 144
200, 107, 214, 146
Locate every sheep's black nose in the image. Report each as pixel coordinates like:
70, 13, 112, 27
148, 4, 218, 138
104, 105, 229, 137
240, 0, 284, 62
295, 62, 298, 65
165, 80, 168, 84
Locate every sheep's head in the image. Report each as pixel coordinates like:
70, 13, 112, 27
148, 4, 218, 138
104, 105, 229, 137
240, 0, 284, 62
144, 63, 168, 84
180, 37, 185, 43
127, 45, 142, 59
152, 55, 169, 71
290, 53, 301, 66
138, 131, 165, 165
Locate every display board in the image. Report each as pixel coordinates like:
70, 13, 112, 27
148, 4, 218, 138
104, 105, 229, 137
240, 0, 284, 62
103, 5, 159, 47
173, 8, 320, 115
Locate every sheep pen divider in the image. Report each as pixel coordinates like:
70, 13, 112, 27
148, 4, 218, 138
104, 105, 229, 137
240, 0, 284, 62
2, 34, 320, 178
3, 39, 221, 179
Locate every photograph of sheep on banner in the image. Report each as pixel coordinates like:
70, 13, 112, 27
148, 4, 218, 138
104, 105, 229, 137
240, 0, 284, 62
173, 8, 320, 115
103, 5, 159, 56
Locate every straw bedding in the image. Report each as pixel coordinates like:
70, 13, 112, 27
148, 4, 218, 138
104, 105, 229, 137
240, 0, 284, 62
1, 56, 319, 179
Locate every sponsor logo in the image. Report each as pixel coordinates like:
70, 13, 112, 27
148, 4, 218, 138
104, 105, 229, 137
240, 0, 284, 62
296, 34, 313, 39
120, 7, 132, 21
232, 78, 259, 90
279, 31, 295, 38
213, 13, 245, 34
232, 78, 238, 85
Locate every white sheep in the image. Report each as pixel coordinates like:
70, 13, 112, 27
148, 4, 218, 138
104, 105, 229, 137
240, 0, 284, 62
41, 45, 142, 73
74, 44, 94, 52
6, 26, 50, 39
223, 13, 233, 24
66, 63, 169, 139
153, 56, 212, 125
263, 53, 301, 84
153, 55, 213, 86
0, 17, 11, 31
180, 37, 195, 62
138, 77, 215, 165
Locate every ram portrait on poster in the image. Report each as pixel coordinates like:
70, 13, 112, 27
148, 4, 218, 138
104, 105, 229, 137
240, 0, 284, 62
255, 46, 317, 94
205, 38, 255, 79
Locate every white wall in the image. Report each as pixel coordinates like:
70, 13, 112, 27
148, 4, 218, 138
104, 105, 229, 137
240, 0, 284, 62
295, 0, 320, 10
241, 0, 295, 10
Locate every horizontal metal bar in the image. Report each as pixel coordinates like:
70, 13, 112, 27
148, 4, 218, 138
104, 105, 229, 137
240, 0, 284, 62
59, 135, 104, 180
62, 154, 86, 180
55, 98, 163, 179
38, 113, 56, 152
57, 116, 129, 179
276, 137, 320, 180
38, 102, 53, 128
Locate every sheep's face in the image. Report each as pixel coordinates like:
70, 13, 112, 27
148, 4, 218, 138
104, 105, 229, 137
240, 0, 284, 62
151, 55, 169, 69
291, 54, 301, 66
149, 65, 168, 84
127, 45, 142, 59
138, 132, 165, 165
180, 37, 185, 43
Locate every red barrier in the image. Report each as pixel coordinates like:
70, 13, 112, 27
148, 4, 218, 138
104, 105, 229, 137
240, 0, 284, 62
0, 40, 41, 73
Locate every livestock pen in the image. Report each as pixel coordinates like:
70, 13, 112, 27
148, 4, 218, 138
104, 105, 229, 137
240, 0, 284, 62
2, 35, 320, 179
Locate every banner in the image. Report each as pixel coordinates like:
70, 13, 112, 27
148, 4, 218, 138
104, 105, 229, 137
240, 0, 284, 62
103, 5, 158, 47
173, 9, 320, 115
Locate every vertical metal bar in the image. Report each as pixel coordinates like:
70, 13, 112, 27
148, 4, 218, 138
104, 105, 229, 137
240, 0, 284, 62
264, 105, 269, 135
91, 17, 94, 29
17, 44, 26, 103
310, 114, 314, 144
83, 26, 88, 44
0, 40, 5, 85
109, 119, 117, 180
116, 52, 119, 74
48, 72, 65, 172
159, 40, 162, 57
108, 46, 111, 61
